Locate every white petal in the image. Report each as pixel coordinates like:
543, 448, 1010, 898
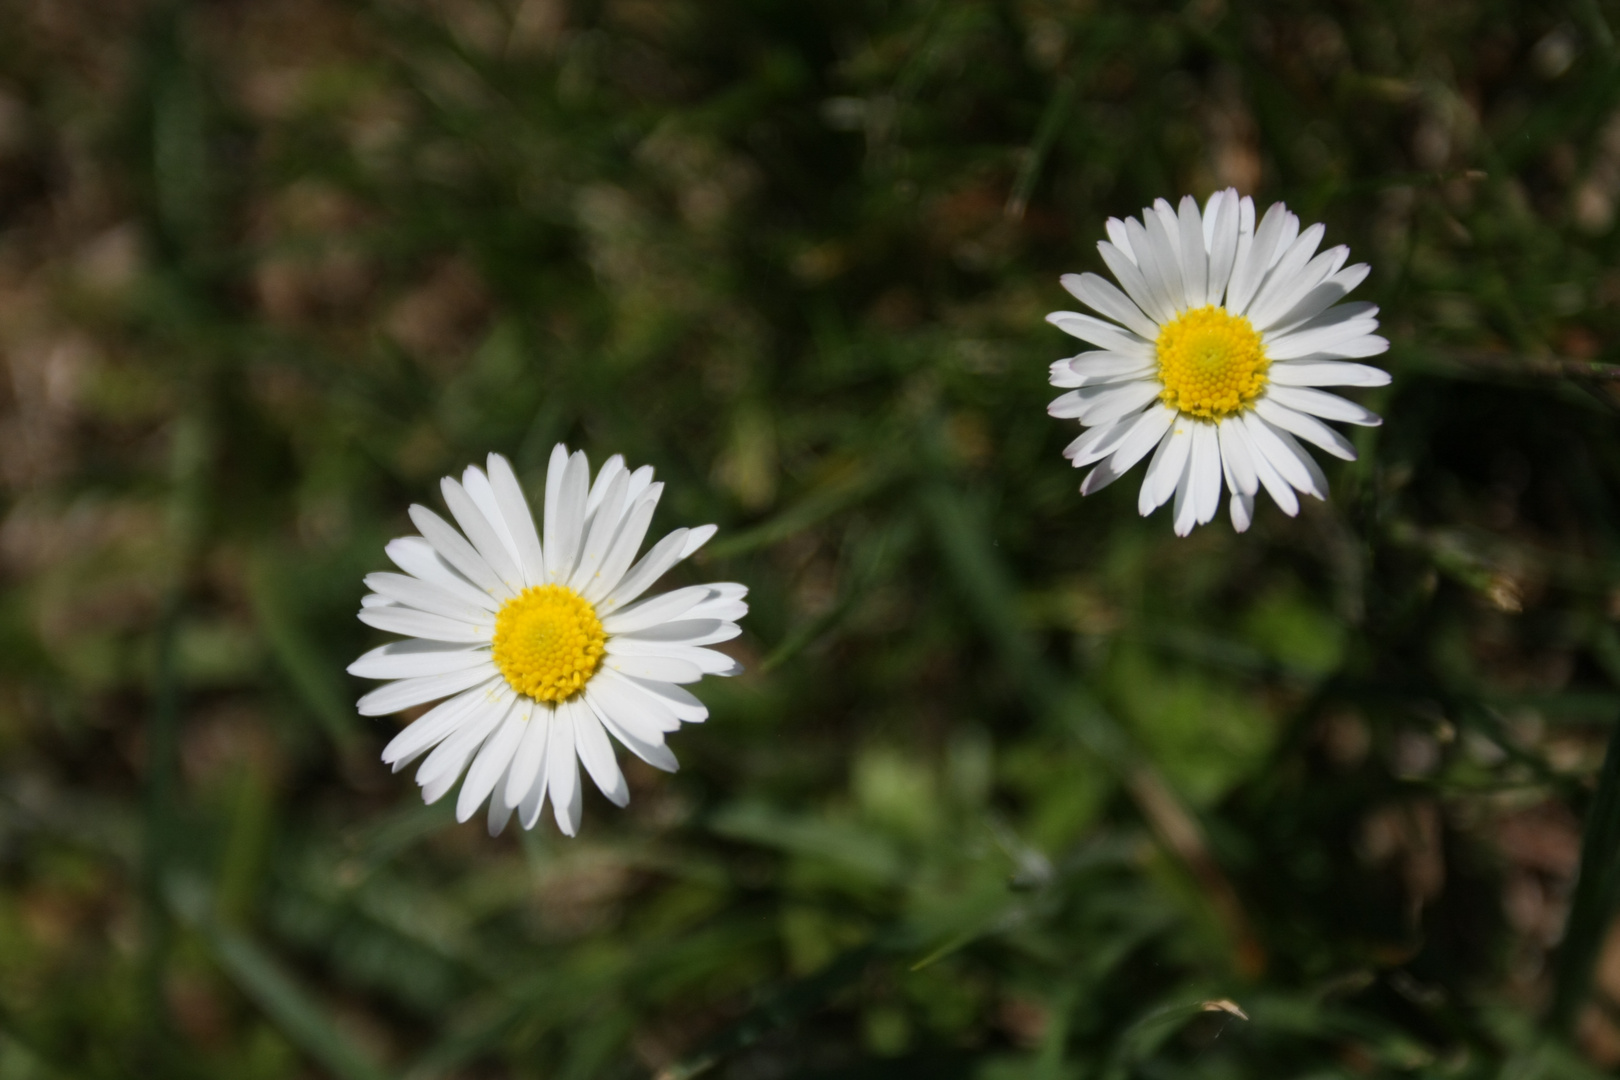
547, 706, 582, 836
581, 485, 664, 604
680, 586, 748, 625
1253, 397, 1356, 460
416, 696, 508, 802
591, 671, 682, 733
1229, 492, 1254, 532
348, 640, 491, 680
502, 699, 547, 809
381, 681, 499, 766
599, 527, 690, 612
459, 466, 525, 584
1177, 195, 1207, 307
1080, 404, 1175, 494
1228, 201, 1289, 315
1268, 360, 1390, 386
363, 572, 491, 625
1266, 384, 1382, 426
585, 690, 680, 772
359, 606, 491, 644
487, 768, 516, 836
1264, 320, 1381, 360
518, 758, 550, 830
569, 468, 629, 593
606, 639, 737, 675
603, 652, 705, 683
1206, 190, 1240, 305
360, 593, 395, 608
1063, 420, 1130, 467
1269, 424, 1329, 500
585, 454, 627, 518
681, 524, 718, 559
1241, 412, 1319, 496
1247, 225, 1327, 328
545, 450, 591, 584
1061, 272, 1160, 340
619, 618, 740, 647
571, 698, 629, 807
1105, 217, 1134, 261
1189, 422, 1222, 525
486, 453, 546, 586
1049, 380, 1160, 427
441, 477, 525, 594
1045, 312, 1154, 357
1171, 449, 1198, 536
1229, 418, 1298, 516
457, 699, 527, 822
1270, 212, 1300, 270
1139, 418, 1194, 514
409, 506, 515, 602
1124, 216, 1180, 320
1099, 240, 1172, 325
1216, 417, 1259, 495
609, 670, 709, 722
601, 584, 712, 634
386, 537, 499, 612
1057, 351, 1157, 387
1139, 210, 1187, 313
357, 664, 500, 716
541, 443, 569, 580
1266, 275, 1366, 335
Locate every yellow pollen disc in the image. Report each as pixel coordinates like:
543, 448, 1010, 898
491, 584, 606, 703
1154, 305, 1269, 420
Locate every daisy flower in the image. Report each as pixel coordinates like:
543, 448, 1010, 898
348, 446, 746, 836
1047, 190, 1390, 534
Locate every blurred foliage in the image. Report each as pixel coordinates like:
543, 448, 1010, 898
3, 0, 1620, 1076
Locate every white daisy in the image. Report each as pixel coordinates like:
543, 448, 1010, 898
1047, 190, 1391, 535
348, 446, 746, 836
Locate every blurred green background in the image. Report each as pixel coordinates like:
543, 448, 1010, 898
4, 0, 1620, 1076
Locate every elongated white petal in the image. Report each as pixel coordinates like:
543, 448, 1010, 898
1061, 272, 1160, 340
1081, 404, 1175, 494
1229, 418, 1298, 516
364, 572, 491, 625
1229, 491, 1254, 532
581, 485, 664, 604
1266, 385, 1382, 426
360, 593, 395, 608
518, 758, 550, 829
417, 696, 507, 801
1253, 397, 1356, 460
598, 528, 688, 613
349, 641, 491, 680
1141, 208, 1188, 313
569, 469, 629, 593
1046, 312, 1154, 357
1241, 412, 1318, 496
1105, 217, 1135, 261
1269, 424, 1329, 499
1228, 201, 1289, 314
1139, 419, 1194, 514
1269, 360, 1391, 386
357, 664, 500, 716
1250, 240, 1339, 331
486, 453, 546, 585
1206, 190, 1240, 305
501, 699, 547, 808
359, 606, 491, 644
602, 584, 712, 634
547, 706, 582, 836
572, 698, 629, 807
585, 691, 680, 772
409, 505, 515, 601
381, 681, 499, 766
1099, 240, 1171, 325
542, 443, 569, 579
604, 653, 705, 683
1189, 422, 1222, 525
386, 537, 500, 612
546, 450, 590, 584
1125, 216, 1180, 319
585, 455, 626, 518
1177, 195, 1207, 307
619, 618, 741, 647
460, 466, 525, 583
1265, 320, 1381, 360
441, 477, 526, 594
1216, 417, 1259, 496
1170, 449, 1198, 536
458, 699, 526, 822
610, 669, 709, 722
681, 524, 718, 559
1064, 419, 1130, 466
591, 670, 681, 733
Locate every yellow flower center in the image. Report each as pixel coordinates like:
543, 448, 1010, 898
491, 584, 606, 703
1154, 305, 1269, 420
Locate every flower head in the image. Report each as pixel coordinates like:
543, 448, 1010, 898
349, 446, 746, 836
1047, 191, 1390, 534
